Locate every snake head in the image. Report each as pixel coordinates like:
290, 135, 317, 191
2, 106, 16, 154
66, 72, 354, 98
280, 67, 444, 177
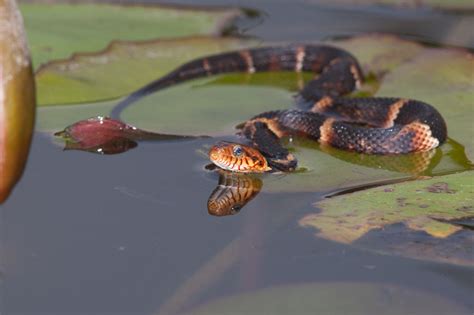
208, 141, 271, 173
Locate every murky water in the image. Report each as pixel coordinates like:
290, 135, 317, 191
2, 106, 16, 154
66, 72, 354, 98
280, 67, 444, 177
159, 0, 474, 48
1, 1, 473, 314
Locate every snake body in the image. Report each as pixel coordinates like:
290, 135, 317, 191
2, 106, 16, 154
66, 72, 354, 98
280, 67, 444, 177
113, 44, 447, 173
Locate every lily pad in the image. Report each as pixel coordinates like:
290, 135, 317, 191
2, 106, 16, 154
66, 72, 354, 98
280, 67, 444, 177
184, 282, 470, 315
261, 138, 470, 193
334, 34, 424, 76
299, 171, 474, 265
35, 36, 256, 105
0, 0, 36, 203
20, 3, 242, 69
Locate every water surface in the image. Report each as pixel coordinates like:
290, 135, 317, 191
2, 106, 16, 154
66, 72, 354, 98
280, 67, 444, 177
1, 1, 473, 314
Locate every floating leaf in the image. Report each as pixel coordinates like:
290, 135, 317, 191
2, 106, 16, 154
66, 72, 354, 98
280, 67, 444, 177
20, 3, 243, 69
300, 171, 474, 265
334, 34, 424, 75
36, 37, 256, 105
302, 172, 473, 241
0, 0, 36, 203
261, 138, 466, 193
185, 282, 470, 315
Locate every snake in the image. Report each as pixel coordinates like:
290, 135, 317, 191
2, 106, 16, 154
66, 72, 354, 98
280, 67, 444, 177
112, 44, 447, 173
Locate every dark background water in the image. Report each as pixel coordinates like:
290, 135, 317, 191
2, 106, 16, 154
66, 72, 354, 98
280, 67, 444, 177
160, 0, 474, 48
1, 1, 473, 314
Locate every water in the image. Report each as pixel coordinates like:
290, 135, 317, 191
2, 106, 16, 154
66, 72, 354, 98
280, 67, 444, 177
157, 0, 474, 48
1, 1, 473, 314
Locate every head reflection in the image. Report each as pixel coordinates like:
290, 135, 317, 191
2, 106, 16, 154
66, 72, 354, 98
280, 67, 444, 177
207, 171, 263, 217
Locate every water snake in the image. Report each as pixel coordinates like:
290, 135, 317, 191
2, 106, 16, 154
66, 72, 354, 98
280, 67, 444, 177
112, 44, 447, 173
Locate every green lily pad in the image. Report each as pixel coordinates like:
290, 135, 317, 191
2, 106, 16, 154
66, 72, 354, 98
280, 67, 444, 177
184, 282, 470, 315
261, 138, 470, 193
36, 36, 256, 105
37, 100, 115, 133
20, 3, 242, 70
334, 34, 424, 75
122, 77, 292, 135
299, 171, 474, 265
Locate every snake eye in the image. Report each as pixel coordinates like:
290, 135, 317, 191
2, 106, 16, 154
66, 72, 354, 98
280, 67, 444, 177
231, 204, 243, 213
233, 145, 244, 157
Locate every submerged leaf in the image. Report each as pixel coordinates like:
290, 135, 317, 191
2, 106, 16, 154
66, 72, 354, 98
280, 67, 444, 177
300, 171, 474, 265
185, 282, 470, 315
0, 0, 36, 203
301, 172, 473, 241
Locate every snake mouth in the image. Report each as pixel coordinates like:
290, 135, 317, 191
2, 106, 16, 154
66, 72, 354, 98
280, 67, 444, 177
208, 141, 270, 173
